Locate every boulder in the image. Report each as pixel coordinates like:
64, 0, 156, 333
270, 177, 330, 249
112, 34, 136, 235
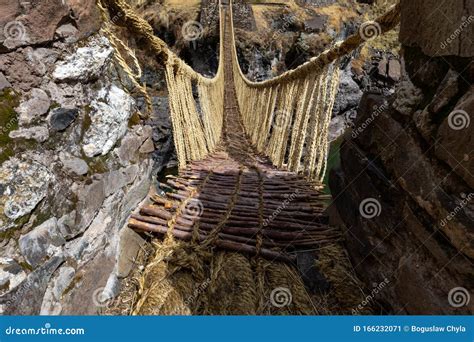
332, 67, 363, 116
0, 158, 54, 228
116, 126, 153, 165
0, 255, 64, 315
139, 138, 155, 154
0, 0, 100, 50
19, 218, 66, 268
53, 36, 114, 82
59, 152, 89, 176
9, 125, 49, 142
116, 228, 146, 278
0, 72, 11, 90
0, 1, 69, 49
392, 78, 424, 116
377, 58, 401, 82
15, 88, 50, 125
55, 24, 79, 43
435, 86, 474, 188
40, 266, 75, 315
49, 107, 79, 131
73, 179, 106, 237
24, 47, 59, 77
0, 258, 26, 296
67, 0, 102, 39
82, 84, 135, 157
0, 51, 43, 91
400, 0, 474, 57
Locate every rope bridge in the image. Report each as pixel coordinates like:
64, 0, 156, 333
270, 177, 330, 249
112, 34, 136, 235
100, 0, 400, 181
99, 0, 400, 314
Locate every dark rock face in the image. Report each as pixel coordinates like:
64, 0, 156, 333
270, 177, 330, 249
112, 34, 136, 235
330, 0, 474, 314
400, 0, 474, 57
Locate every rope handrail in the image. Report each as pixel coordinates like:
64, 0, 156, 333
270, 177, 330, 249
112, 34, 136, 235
231, 1, 401, 88
100, 0, 224, 83
98, 0, 226, 167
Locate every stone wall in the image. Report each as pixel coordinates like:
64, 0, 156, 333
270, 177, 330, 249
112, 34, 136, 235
400, 0, 474, 57
0, 0, 165, 314
330, 0, 473, 314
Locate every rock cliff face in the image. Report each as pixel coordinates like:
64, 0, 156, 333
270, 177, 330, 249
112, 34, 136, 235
330, 0, 473, 314
0, 0, 170, 314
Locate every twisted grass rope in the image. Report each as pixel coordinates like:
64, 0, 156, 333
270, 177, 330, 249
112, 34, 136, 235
97, 0, 152, 118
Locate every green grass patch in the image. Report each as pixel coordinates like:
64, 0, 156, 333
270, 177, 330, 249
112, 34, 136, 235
322, 136, 343, 195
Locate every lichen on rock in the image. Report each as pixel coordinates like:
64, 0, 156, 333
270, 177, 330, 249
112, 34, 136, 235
0, 158, 54, 230
82, 84, 136, 158
53, 36, 114, 83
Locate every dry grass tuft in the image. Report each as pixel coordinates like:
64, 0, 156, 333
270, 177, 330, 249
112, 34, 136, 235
108, 235, 368, 315
315, 243, 370, 314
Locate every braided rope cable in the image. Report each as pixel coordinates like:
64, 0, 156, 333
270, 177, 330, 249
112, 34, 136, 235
100, 0, 225, 168
97, 0, 152, 118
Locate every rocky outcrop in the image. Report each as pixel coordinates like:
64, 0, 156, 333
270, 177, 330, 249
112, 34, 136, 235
330, 0, 473, 314
400, 0, 474, 57
0, 0, 166, 315
0, 0, 100, 51
53, 36, 114, 82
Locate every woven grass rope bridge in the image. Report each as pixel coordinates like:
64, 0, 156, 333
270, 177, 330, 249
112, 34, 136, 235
99, 0, 401, 315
